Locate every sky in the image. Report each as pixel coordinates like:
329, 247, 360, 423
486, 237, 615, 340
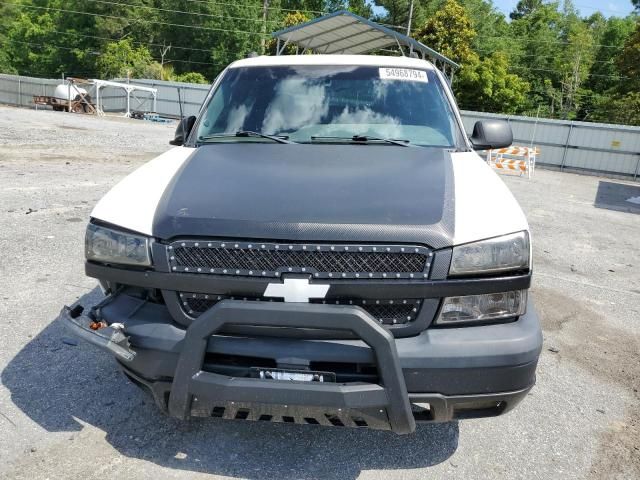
370, 0, 636, 18
492, 0, 635, 17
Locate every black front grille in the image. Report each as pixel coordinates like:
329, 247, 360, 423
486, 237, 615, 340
178, 293, 422, 325
168, 240, 431, 279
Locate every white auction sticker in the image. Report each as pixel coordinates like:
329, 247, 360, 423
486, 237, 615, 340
379, 67, 428, 83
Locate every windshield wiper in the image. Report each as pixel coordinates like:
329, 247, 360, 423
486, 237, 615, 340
310, 135, 411, 147
200, 131, 293, 144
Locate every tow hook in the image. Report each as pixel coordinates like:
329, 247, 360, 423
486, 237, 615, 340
61, 304, 137, 362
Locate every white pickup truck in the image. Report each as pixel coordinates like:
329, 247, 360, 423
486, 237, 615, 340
63, 54, 542, 434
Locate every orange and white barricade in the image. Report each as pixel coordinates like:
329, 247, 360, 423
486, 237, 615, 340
486, 146, 539, 179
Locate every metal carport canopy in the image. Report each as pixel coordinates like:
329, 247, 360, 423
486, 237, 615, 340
272, 10, 459, 71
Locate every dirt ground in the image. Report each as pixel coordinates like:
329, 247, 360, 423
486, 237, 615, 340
0, 105, 638, 480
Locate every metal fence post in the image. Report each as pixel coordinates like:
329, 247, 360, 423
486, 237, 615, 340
17, 77, 22, 106
560, 123, 573, 171
634, 154, 639, 181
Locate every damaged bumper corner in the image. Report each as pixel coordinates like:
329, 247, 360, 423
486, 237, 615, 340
60, 305, 137, 362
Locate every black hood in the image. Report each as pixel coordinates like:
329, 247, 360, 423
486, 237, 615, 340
153, 144, 454, 248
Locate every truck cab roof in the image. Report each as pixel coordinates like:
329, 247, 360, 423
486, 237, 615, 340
228, 54, 438, 71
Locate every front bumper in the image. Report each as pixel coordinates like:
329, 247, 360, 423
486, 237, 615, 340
61, 290, 542, 434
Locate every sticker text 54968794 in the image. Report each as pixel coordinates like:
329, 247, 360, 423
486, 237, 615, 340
379, 68, 428, 83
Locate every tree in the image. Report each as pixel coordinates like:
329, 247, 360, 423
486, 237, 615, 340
459, 0, 510, 55
6, 10, 95, 77
0, 0, 636, 123
0, 2, 18, 74
588, 19, 640, 125
96, 39, 160, 79
325, 0, 372, 16
414, 0, 528, 114
373, 0, 434, 34
508, 1, 563, 116
616, 19, 640, 93
280, 0, 324, 13
153, 0, 266, 79
173, 71, 209, 84
456, 52, 530, 113
510, 0, 544, 20
347, 0, 373, 17
585, 16, 635, 94
414, 0, 477, 65
591, 92, 640, 125
553, 0, 597, 118
267, 11, 311, 54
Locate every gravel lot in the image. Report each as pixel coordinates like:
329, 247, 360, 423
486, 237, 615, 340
0, 105, 638, 480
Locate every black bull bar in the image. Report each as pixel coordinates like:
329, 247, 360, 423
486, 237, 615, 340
166, 300, 416, 434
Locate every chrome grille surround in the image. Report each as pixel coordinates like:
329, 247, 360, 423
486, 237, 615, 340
167, 240, 432, 279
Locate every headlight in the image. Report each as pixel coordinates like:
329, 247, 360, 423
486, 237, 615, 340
436, 290, 527, 325
85, 223, 152, 266
450, 231, 529, 276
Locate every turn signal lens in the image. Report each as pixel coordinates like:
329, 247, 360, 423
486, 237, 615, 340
436, 290, 527, 325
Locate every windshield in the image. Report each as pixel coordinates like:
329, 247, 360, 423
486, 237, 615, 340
195, 65, 462, 147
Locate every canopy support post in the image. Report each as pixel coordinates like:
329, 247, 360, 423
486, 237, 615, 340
277, 37, 290, 55
394, 36, 405, 56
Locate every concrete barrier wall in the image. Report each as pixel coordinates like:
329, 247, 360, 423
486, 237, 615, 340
1, 73, 639, 180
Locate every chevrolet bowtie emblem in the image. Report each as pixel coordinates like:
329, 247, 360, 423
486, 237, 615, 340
263, 278, 329, 303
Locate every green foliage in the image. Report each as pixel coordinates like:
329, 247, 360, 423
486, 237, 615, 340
414, 0, 477, 65
5, 9, 92, 77
459, 0, 510, 55
585, 16, 635, 93
550, 1, 598, 118
96, 39, 160, 79
616, 19, 640, 93
172, 71, 209, 84
585, 19, 640, 124
413, 0, 529, 114
266, 11, 312, 54
456, 52, 530, 113
591, 92, 640, 125
510, 0, 544, 20
346, 0, 374, 17
509, 0, 562, 87
0, 0, 638, 124
373, 0, 417, 32
325, 0, 373, 16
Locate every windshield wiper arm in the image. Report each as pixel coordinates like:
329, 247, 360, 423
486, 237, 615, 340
310, 135, 411, 147
353, 135, 411, 147
200, 131, 293, 144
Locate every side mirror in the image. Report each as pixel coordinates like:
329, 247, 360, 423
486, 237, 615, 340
169, 115, 196, 146
469, 120, 513, 150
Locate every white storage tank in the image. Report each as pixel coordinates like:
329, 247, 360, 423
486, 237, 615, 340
54, 83, 88, 101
